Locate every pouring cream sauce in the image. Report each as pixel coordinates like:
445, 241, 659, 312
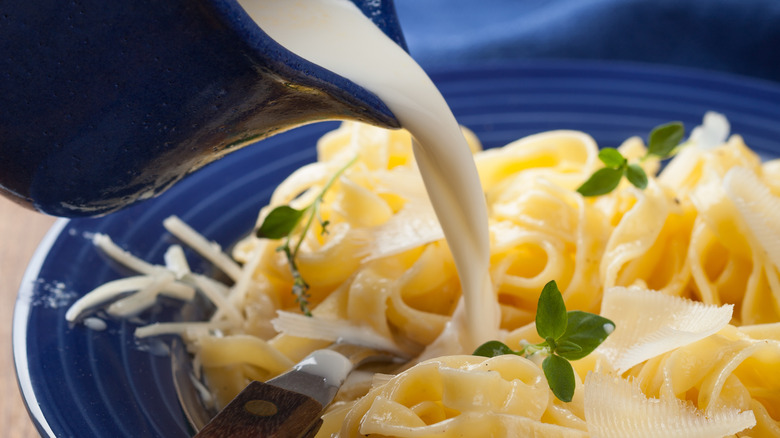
238, 0, 498, 352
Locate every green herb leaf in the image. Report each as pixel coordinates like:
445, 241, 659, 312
577, 122, 687, 198
625, 163, 648, 189
555, 311, 615, 360
577, 167, 624, 197
542, 354, 576, 402
555, 340, 583, 355
472, 281, 616, 403
598, 148, 626, 169
254, 157, 358, 315
256, 205, 306, 239
473, 340, 516, 358
647, 121, 685, 158
536, 280, 568, 341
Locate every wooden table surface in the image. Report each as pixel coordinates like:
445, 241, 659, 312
1, 197, 57, 437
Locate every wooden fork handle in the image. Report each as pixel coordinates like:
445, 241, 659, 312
194, 380, 324, 438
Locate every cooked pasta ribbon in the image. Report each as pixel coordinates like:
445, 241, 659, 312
69, 114, 780, 436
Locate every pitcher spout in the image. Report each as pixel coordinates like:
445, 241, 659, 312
0, 0, 406, 216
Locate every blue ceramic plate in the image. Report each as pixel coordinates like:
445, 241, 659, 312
14, 61, 780, 437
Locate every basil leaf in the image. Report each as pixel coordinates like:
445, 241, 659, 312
536, 280, 568, 341
256, 205, 306, 239
576, 167, 624, 197
542, 354, 576, 402
598, 148, 626, 169
556, 311, 615, 360
625, 163, 648, 189
647, 121, 684, 158
473, 340, 515, 358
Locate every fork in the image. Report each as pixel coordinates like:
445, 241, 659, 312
174, 341, 400, 437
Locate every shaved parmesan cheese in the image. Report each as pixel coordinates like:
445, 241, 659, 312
689, 111, 730, 151
163, 216, 242, 281
65, 275, 193, 322
107, 272, 177, 317
134, 320, 232, 339
365, 201, 443, 261
723, 166, 780, 269
271, 310, 408, 357
164, 244, 191, 279
92, 233, 162, 275
597, 287, 733, 373
584, 372, 755, 438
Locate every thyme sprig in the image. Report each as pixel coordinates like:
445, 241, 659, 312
577, 121, 685, 197
474, 280, 615, 402
255, 156, 357, 315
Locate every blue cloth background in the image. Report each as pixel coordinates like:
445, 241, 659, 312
393, 0, 780, 84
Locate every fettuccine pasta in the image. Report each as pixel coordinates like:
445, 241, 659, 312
67, 113, 780, 436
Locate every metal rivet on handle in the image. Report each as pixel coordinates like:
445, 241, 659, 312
244, 399, 278, 417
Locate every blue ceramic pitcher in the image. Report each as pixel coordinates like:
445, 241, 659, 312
0, 0, 404, 216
